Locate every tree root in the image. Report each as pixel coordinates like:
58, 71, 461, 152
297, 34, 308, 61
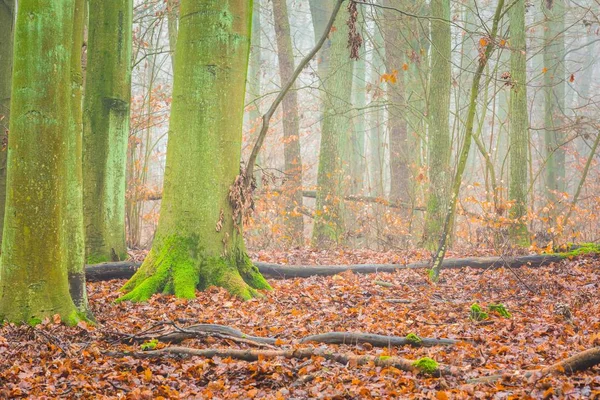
106, 346, 455, 377
468, 347, 600, 384
299, 332, 459, 347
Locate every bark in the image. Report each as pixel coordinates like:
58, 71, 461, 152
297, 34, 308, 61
0, 0, 15, 246
119, 0, 271, 302
86, 252, 566, 281
111, 346, 454, 377
369, 25, 385, 197
312, 3, 354, 248
382, 0, 410, 206
508, 0, 530, 245
272, 0, 304, 245
423, 0, 452, 248
542, 0, 566, 200
0, 0, 85, 325
83, 0, 133, 263
430, 0, 506, 281
67, 0, 91, 316
247, 0, 262, 187
350, 10, 366, 193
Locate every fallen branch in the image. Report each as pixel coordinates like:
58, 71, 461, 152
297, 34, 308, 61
86, 253, 566, 281
299, 332, 459, 347
107, 346, 455, 377
469, 347, 600, 384
118, 322, 459, 349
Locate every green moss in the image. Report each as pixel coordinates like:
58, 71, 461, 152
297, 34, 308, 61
412, 357, 439, 375
27, 317, 42, 326
118, 235, 270, 303
141, 338, 158, 351
379, 355, 391, 361
556, 242, 600, 258
469, 303, 489, 321
488, 303, 511, 318
406, 333, 423, 346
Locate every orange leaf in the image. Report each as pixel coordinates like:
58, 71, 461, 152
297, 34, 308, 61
542, 67, 548, 74
479, 37, 488, 47
402, 63, 409, 71
436, 391, 449, 400
499, 39, 506, 47
569, 73, 575, 82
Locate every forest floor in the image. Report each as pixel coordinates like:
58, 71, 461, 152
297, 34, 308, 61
0, 250, 599, 399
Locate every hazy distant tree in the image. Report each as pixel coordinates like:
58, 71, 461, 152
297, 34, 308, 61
273, 0, 304, 245
508, 0, 529, 245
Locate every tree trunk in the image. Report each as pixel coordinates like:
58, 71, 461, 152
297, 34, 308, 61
508, 0, 530, 245
0, 0, 86, 325
312, 3, 354, 248
350, 10, 366, 194
382, 0, 410, 206
423, 0, 452, 248
0, 0, 15, 247
369, 24, 385, 197
83, 0, 133, 263
272, 0, 304, 246
167, 0, 179, 71
119, 0, 271, 302
542, 0, 566, 200
247, 0, 262, 188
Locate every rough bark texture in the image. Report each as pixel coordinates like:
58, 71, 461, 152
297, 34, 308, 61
423, 0, 452, 248
272, 0, 304, 245
0, 0, 15, 246
312, 3, 354, 248
369, 26, 385, 197
542, 0, 566, 200
247, 0, 262, 187
83, 0, 133, 263
119, 0, 271, 302
0, 0, 85, 325
508, 0, 530, 245
382, 0, 410, 206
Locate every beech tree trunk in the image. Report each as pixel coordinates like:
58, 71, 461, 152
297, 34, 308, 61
0, 0, 15, 246
423, 0, 452, 248
508, 0, 530, 245
83, 0, 133, 263
272, 0, 304, 245
0, 0, 87, 324
312, 3, 354, 247
120, 0, 271, 302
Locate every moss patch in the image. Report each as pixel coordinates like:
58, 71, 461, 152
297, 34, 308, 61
555, 242, 600, 258
470, 303, 489, 321
141, 339, 159, 351
488, 303, 511, 318
412, 357, 439, 375
406, 333, 422, 346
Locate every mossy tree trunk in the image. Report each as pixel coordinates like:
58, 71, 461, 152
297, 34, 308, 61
312, 3, 354, 248
83, 0, 133, 263
67, 0, 90, 314
0, 0, 87, 325
247, 0, 262, 188
423, 0, 452, 249
542, 0, 565, 201
272, 0, 304, 245
508, 0, 530, 246
120, 0, 271, 302
0, 0, 15, 247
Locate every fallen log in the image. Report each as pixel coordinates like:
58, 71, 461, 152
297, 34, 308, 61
469, 347, 600, 384
85, 253, 565, 282
106, 346, 454, 377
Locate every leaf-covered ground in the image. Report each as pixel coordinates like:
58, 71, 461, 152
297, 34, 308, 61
1, 253, 599, 399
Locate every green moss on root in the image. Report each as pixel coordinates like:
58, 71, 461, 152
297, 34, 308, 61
412, 357, 439, 375
556, 243, 600, 258
118, 235, 271, 303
